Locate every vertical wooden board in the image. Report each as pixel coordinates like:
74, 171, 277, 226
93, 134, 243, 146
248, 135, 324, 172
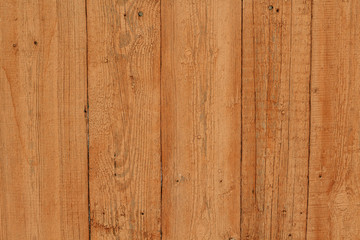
308, 0, 360, 239
0, 0, 88, 239
87, 0, 161, 239
241, 0, 311, 239
161, 0, 241, 239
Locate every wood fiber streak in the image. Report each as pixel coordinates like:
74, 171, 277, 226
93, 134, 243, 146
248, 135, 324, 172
0, 0, 88, 239
241, 0, 311, 239
308, 0, 360, 239
161, 0, 241, 239
87, 0, 161, 239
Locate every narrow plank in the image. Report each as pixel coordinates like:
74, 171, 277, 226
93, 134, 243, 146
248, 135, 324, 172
0, 0, 88, 239
87, 0, 161, 239
308, 0, 360, 239
161, 0, 241, 239
241, 0, 311, 239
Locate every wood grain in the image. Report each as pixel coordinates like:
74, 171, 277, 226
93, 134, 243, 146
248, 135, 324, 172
0, 0, 88, 239
161, 0, 241, 239
308, 0, 360, 239
87, 0, 161, 239
241, 0, 311, 239
3, 1, 360, 239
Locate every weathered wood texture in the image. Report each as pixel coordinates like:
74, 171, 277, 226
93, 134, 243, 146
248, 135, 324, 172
161, 0, 241, 239
0, 0, 88, 239
241, 0, 311, 239
308, 0, 360, 239
2, 0, 360, 239
87, 0, 161, 239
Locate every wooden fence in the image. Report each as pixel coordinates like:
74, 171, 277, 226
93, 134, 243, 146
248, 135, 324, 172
1, 0, 359, 239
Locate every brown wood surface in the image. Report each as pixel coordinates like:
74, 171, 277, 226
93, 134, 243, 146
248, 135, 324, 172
161, 0, 241, 239
308, 0, 360, 239
241, 0, 311, 239
0, 0, 88, 239
1, 0, 360, 239
87, 0, 161, 239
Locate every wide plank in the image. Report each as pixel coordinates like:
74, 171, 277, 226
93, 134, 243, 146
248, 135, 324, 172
241, 0, 311, 238
161, 0, 242, 239
87, 0, 161, 239
0, 0, 88, 239
308, 0, 360, 238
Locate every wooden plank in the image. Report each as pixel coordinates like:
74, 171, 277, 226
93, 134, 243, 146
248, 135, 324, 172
241, 0, 311, 239
308, 0, 360, 239
161, 0, 241, 239
87, 0, 161, 239
0, 0, 88, 239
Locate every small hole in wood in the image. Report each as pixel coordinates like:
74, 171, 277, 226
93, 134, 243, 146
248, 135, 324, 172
268, 5, 274, 10
138, 11, 143, 17
34, 41, 38, 45
276, 8, 280, 12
